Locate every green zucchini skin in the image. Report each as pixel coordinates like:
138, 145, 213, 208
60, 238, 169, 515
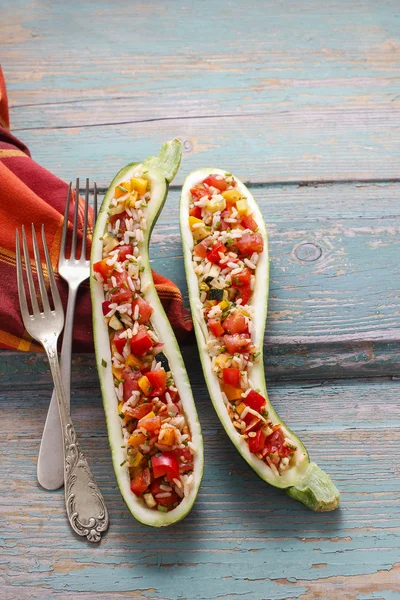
90, 140, 204, 526
180, 168, 339, 512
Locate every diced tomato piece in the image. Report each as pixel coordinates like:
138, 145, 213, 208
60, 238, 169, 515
109, 211, 129, 233
150, 478, 179, 509
189, 206, 202, 219
220, 218, 231, 231
235, 284, 252, 306
132, 295, 153, 324
223, 311, 248, 335
146, 369, 167, 397
236, 232, 264, 256
190, 185, 210, 201
93, 259, 114, 280
264, 427, 290, 459
224, 334, 252, 354
203, 175, 228, 192
208, 318, 225, 338
109, 270, 132, 304
102, 300, 112, 316
113, 331, 127, 355
118, 244, 133, 261
243, 413, 263, 432
244, 390, 266, 413
123, 369, 141, 402
130, 328, 153, 356
207, 241, 227, 264
249, 429, 267, 454
241, 214, 258, 232
222, 368, 241, 387
129, 401, 153, 419
138, 415, 161, 432
130, 467, 151, 496
231, 267, 251, 287
193, 240, 210, 259
174, 447, 194, 473
151, 452, 180, 483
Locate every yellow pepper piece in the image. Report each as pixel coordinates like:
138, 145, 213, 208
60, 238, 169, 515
189, 216, 209, 241
129, 449, 145, 468
221, 189, 242, 205
126, 354, 143, 369
215, 354, 229, 369
128, 431, 146, 448
126, 190, 139, 208
131, 177, 148, 196
159, 427, 175, 446
140, 410, 155, 421
138, 376, 152, 396
236, 199, 248, 215
115, 183, 130, 198
189, 216, 204, 230
218, 299, 230, 311
112, 365, 124, 380
224, 384, 243, 401
236, 402, 246, 416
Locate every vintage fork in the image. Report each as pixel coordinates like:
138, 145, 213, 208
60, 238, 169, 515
37, 179, 97, 490
16, 224, 108, 542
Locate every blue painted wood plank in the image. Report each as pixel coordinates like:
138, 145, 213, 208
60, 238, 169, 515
2, 0, 400, 184
0, 372, 399, 599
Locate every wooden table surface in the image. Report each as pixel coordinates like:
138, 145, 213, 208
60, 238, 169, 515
1, 1, 400, 599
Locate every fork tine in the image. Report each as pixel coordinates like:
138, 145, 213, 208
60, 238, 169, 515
31, 224, 51, 314
93, 182, 98, 222
70, 177, 80, 259
21, 224, 40, 316
41, 225, 63, 315
80, 178, 90, 260
60, 182, 72, 259
16, 229, 30, 320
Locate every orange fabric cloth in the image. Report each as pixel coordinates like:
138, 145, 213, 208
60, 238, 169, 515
0, 68, 192, 351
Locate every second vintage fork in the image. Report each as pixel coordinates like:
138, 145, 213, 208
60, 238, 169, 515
16, 225, 108, 542
37, 179, 97, 490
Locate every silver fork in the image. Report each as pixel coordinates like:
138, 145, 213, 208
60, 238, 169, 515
16, 224, 108, 543
37, 179, 97, 490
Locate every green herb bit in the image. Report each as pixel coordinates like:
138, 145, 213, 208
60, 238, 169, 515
120, 460, 127, 467
101, 359, 107, 368
109, 286, 119, 294
253, 351, 261, 359
157, 505, 168, 513
140, 266, 145, 272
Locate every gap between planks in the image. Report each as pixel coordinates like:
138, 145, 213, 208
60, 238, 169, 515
84, 178, 400, 195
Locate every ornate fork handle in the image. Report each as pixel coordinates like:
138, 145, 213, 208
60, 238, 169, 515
45, 337, 109, 542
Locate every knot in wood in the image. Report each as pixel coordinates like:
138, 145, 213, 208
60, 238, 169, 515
294, 242, 322, 262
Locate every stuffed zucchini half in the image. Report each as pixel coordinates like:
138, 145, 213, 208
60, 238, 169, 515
91, 140, 203, 526
180, 169, 339, 511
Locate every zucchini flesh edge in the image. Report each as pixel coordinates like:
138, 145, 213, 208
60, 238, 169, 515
180, 168, 339, 512
90, 140, 204, 526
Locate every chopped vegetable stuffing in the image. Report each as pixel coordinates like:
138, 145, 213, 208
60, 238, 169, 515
94, 169, 195, 512
189, 173, 299, 473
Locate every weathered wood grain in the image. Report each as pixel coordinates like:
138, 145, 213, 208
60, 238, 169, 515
1, 373, 399, 600
2, 181, 400, 380
2, 0, 400, 597
2, 0, 400, 185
